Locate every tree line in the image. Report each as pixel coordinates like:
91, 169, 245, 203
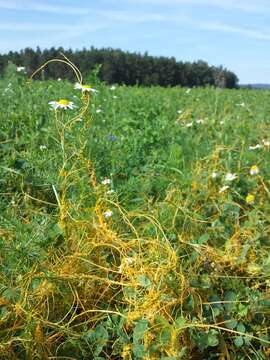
0, 46, 238, 88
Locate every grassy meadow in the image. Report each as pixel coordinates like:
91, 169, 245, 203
1, 64, 270, 359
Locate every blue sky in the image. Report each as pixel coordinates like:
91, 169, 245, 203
0, 0, 269, 83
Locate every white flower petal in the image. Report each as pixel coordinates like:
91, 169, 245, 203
225, 173, 238, 182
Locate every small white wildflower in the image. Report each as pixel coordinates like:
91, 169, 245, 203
236, 102, 246, 107
186, 122, 193, 127
118, 257, 134, 273
225, 173, 238, 182
39, 145, 47, 150
48, 99, 76, 110
220, 121, 225, 125
211, 172, 219, 179
104, 210, 113, 218
177, 110, 182, 114
113, 95, 118, 99
219, 185, 229, 193
57, 78, 62, 81
74, 82, 97, 93
17, 66, 25, 73
196, 119, 204, 124
106, 189, 115, 195
101, 178, 111, 185
248, 144, 262, 150
186, 88, 191, 94
110, 85, 116, 90
96, 109, 102, 113
249, 165, 259, 175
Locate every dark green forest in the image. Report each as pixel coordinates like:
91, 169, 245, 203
0, 46, 238, 88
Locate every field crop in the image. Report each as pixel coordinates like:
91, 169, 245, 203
1, 62, 270, 359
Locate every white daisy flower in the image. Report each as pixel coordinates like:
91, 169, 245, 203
57, 78, 62, 81
48, 99, 76, 110
113, 95, 118, 99
177, 110, 182, 114
104, 210, 113, 218
101, 178, 111, 185
96, 109, 102, 113
110, 85, 116, 90
219, 185, 229, 193
186, 122, 193, 127
74, 82, 97, 93
186, 88, 191, 94
39, 145, 47, 150
220, 121, 225, 125
248, 144, 262, 150
225, 173, 238, 182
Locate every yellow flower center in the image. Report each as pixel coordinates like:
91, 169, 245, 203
250, 165, 258, 172
58, 99, 70, 106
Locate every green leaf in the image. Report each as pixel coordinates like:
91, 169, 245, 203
133, 319, 148, 344
174, 316, 185, 329
237, 322, 246, 334
197, 233, 210, 244
160, 327, 171, 345
212, 307, 221, 317
133, 343, 145, 358
206, 330, 219, 347
224, 317, 238, 330
234, 336, 244, 347
224, 291, 237, 311
137, 275, 152, 289
237, 303, 248, 317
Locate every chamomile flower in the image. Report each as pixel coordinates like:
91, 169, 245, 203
104, 210, 113, 218
246, 193, 255, 204
74, 82, 97, 93
225, 173, 238, 182
249, 165, 259, 175
49, 99, 76, 110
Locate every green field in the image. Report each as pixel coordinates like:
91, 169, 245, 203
1, 65, 270, 359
